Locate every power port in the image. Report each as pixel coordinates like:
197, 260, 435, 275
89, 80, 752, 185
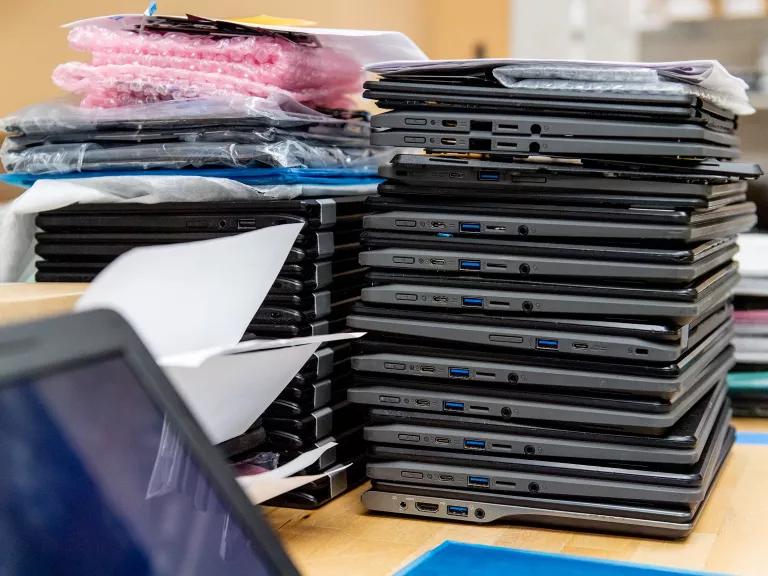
399, 501, 407, 510
528, 482, 540, 493
475, 508, 486, 519
501, 407, 513, 419
507, 373, 519, 384
519, 263, 531, 275
524, 445, 536, 455
518, 225, 529, 236
522, 301, 534, 312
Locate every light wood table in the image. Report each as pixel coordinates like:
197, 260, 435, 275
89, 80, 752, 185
3, 283, 768, 575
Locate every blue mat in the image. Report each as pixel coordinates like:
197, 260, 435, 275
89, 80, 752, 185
397, 541, 726, 576
736, 431, 768, 445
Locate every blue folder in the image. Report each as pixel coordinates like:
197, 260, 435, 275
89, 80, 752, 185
398, 541, 725, 576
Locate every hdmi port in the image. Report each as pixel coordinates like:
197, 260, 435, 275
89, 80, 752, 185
415, 502, 439, 513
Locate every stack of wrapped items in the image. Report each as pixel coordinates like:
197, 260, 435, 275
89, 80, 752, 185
0, 13, 426, 509
729, 234, 768, 416
346, 58, 760, 536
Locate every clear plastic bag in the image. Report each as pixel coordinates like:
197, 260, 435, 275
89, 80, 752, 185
0, 96, 371, 138
492, 64, 660, 83
1, 138, 394, 174
492, 65, 754, 116
55, 25, 363, 108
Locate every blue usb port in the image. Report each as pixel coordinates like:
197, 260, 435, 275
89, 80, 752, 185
449, 367, 471, 378
478, 170, 500, 182
460, 222, 481, 233
462, 297, 483, 307
468, 475, 490, 488
459, 259, 481, 271
536, 338, 559, 351
443, 401, 465, 412
464, 439, 486, 450
447, 505, 469, 517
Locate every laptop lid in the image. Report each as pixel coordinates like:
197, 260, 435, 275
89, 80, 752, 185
0, 309, 298, 575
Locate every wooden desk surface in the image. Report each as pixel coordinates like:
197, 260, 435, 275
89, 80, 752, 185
3, 283, 767, 575
265, 428, 768, 576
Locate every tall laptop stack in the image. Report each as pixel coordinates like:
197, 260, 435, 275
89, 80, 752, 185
33, 196, 371, 508
346, 60, 760, 537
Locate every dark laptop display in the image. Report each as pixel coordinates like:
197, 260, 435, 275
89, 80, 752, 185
0, 311, 297, 576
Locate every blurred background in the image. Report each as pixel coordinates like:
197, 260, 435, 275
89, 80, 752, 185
1, 0, 767, 212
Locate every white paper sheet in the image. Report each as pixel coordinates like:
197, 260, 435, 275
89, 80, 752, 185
236, 443, 347, 504
75, 223, 303, 357
161, 331, 366, 368
164, 343, 320, 444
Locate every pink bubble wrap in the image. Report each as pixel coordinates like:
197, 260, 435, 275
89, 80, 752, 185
53, 26, 363, 109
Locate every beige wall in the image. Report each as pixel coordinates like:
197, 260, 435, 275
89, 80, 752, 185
0, 0, 509, 200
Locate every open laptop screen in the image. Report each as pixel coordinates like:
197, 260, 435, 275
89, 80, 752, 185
0, 354, 277, 575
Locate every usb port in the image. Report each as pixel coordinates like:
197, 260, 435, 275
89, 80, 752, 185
435, 436, 450, 444
415, 502, 439, 513
459, 259, 481, 271
442, 120, 458, 128
441, 137, 457, 145
443, 401, 465, 412
438, 473, 454, 481
573, 342, 588, 349
416, 399, 431, 406
460, 222, 481, 233
237, 218, 257, 230
447, 505, 468, 517
449, 367, 471, 378
536, 338, 559, 350
464, 439, 486, 450
468, 475, 490, 488
420, 365, 435, 373
430, 258, 446, 265
461, 297, 483, 307
478, 170, 500, 182
431, 221, 446, 229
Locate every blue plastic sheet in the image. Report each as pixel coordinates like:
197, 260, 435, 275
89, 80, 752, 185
0, 167, 381, 188
397, 542, 725, 576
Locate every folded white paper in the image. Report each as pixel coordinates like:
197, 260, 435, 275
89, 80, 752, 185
161, 331, 366, 368
165, 343, 321, 444
237, 444, 351, 505
76, 223, 304, 357
67, 219, 364, 493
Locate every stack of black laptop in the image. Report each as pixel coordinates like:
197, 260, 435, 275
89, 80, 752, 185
345, 65, 761, 537
33, 197, 370, 508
